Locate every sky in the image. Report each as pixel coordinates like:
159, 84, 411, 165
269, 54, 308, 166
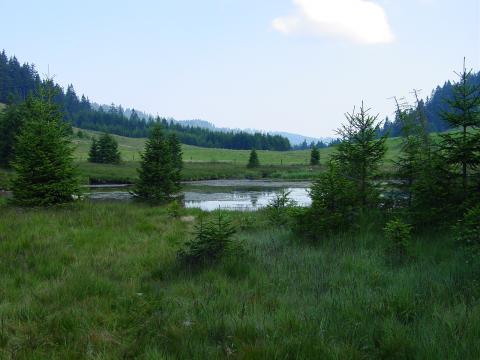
0, 0, 479, 137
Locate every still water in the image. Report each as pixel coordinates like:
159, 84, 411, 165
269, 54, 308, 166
87, 180, 311, 211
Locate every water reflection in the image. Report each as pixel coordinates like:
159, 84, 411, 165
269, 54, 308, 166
183, 187, 310, 211
86, 180, 312, 211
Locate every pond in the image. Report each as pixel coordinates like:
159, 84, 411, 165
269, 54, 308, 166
87, 180, 312, 211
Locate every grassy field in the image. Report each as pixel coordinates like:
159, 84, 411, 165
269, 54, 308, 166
68, 128, 400, 184
73, 128, 323, 165
0, 201, 478, 358
73, 128, 403, 165
0, 127, 409, 188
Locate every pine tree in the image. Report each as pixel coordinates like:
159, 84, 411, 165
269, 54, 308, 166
134, 124, 179, 202
439, 59, 480, 199
88, 133, 121, 164
333, 102, 387, 208
393, 96, 430, 207
0, 102, 25, 168
98, 133, 121, 164
168, 133, 183, 192
247, 149, 260, 168
310, 145, 320, 166
88, 138, 99, 163
11, 81, 79, 206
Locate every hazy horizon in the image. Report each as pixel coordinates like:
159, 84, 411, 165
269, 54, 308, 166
1, 0, 479, 137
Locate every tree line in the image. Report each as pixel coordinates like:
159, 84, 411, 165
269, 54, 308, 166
379, 71, 480, 137
0, 49, 291, 151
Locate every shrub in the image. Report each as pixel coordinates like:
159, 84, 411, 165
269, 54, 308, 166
456, 205, 480, 269
454, 205, 480, 294
456, 205, 480, 248
177, 212, 237, 266
384, 219, 412, 264
166, 200, 183, 219
266, 189, 297, 226
293, 162, 357, 240
310, 146, 320, 166
247, 149, 260, 168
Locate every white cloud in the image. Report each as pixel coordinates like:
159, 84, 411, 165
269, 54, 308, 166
272, 0, 395, 45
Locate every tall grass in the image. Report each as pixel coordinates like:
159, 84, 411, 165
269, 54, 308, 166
0, 202, 478, 358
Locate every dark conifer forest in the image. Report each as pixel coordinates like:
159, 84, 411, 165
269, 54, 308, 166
379, 72, 480, 136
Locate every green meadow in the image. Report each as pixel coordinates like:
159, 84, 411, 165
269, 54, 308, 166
0, 201, 478, 359
66, 129, 401, 185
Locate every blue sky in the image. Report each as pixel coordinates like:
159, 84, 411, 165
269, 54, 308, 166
1, 0, 479, 136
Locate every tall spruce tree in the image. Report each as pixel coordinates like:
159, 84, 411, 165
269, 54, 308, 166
134, 124, 180, 202
0, 102, 25, 168
168, 133, 183, 192
439, 60, 480, 199
11, 81, 79, 206
394, 96, 430, 207
310, 145, 320, 166
88, 138, 99, 162
247, 149, 260, 168
98, 133, 121, 164
333, 102, 387, 208
88, 133, 121, 164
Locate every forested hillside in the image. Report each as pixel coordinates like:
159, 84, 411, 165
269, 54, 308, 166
380, 71, 480, 136
0, 50, 291, 150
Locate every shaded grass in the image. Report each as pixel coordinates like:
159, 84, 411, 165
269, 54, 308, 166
0, 169, 13, 190
0, 202, 478, 358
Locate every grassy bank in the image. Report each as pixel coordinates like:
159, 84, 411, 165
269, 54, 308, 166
0, 201, 478, 358
78, 161, 321, 184
1, 162, 319, 188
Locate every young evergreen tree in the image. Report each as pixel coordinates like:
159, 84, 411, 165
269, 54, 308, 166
98, 133, 121, 164
11, 81, 79, 206
310, 145, 320, 166
134, 124, 179, 202
0, 102, 24, 168
394, 97, 430, 207
439, 60, 480, 199
247, 149, 260, 168
88, 138, 99, 163
294, 161, 356, 240
333, 102, 387, 208
168, 133, 183, 192
88, 133, 121, 164
410, 150, 458, 226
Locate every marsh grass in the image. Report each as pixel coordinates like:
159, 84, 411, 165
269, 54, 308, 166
0, 202, 479, 359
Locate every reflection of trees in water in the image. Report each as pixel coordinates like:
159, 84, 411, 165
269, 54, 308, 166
232, 191, 280, 208
250, 193, 259, 207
